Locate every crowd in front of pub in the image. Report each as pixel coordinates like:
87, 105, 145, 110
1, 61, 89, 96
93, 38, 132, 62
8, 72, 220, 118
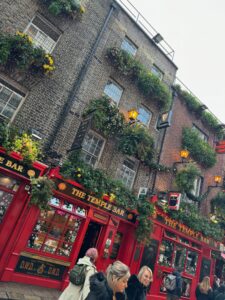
58, 247, 225, 300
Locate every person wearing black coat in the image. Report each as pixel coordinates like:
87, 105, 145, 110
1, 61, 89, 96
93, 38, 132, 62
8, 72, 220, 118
166, 270, 182, 300
126, 266, 153, 300
215, 284, 225, 300
85, 260, 130, 300
195, 276, 213, 300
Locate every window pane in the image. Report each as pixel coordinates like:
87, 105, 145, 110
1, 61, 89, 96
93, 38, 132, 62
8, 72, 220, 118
121, 37, 137, 56
192, 125, 208, 141
81, 132, 104, 166
0, 174, 20, 191
27, 202, 83, 257
116, 163, 136, 189
137, 106, 152, 125
185, 251, 198, 275
151, 65, 163, 80
0, 191, 14, 223
9, 94, 22, 108
158, 239, 174, 267
0, 87, 12, 102
25, 23, 56, 53
2, 105, 15, 118
104, 81, 123, 105
173, 244, 186, 271
0, 84, 23, 119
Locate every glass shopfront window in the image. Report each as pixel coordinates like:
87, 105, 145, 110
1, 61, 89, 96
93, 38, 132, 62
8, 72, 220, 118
158, 240, 174, 267
173, 244, 186, 271
185, 250, 198, 275
27, 198, 87, 257
0, 174, 20, 223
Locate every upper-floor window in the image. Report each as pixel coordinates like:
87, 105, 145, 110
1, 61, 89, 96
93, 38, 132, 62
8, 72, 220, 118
191, 176, 203, 197
81, 131, 104, 167
192, 125, 208, 141
0, 82, 24, 120
137, 105, 152, 126
103, 80, 123, 105
121, 37, 137, 56
25, 15, 60, 53
116, 158, 136, 189
151, 65, 164, 80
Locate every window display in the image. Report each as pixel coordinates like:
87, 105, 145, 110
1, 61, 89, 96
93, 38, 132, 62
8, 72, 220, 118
27, 198, 86, 257
173, 245, 186, 271
158, 240, 174, 267
0, 174, 20, 223
185, 250, 198, 275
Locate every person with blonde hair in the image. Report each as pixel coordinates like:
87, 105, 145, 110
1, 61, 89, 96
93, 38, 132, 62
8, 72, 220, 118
59, 248, 98, 300
126, 265, 153, 300
85, 260, 130, 300
195, 276, 213, 300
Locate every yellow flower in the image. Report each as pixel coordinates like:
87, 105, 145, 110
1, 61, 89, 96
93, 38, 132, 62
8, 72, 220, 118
79, 5, 85, 13
43, 64, 50, 69
27, 36, 33, 44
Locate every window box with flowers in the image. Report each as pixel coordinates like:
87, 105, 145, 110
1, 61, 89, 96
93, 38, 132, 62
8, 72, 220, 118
0, 120, 42, 164
182, 127, 217, 168
0, 31, 55, 85
41, 0, 85, 16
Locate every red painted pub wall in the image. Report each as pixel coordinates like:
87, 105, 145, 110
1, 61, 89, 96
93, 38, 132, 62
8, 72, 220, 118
0, 152, 224, 300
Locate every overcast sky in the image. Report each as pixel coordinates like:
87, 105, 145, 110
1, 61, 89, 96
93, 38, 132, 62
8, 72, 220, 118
129, 0, 225, 124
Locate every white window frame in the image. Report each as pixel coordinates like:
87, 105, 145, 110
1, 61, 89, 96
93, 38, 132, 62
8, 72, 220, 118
138, 187, 148, 199
137, 105, 152, 126
0, 82, 25, 121
192, 125, 208, 142
121, 36, 138, 56
151, 65, 164, 81
103, 79, 123, 106
191, 176, 203, 197
81, 131, 105, 167
24, 15, 60, 53
116, 159, 136, 189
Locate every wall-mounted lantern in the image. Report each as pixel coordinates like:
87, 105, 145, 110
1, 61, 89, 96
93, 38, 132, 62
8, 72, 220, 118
128, 108, 139, 121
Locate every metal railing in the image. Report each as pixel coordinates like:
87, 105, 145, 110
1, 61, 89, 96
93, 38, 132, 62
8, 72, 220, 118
115, 0, 175, 60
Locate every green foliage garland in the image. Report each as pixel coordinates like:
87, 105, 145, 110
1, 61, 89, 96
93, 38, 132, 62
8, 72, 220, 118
182, 127, 217, 168
61, 151, 154, 244
83, 97, 125, 137
0, 31, 55, 75
118, 124, 155, 166
169, 202, 224, 241
107, 47, 172, 111
0, 120, 42, 164
42, 0, 85, 16
175, 163, 201, 193
30, 176, 55, 210
174, 85, 224, 138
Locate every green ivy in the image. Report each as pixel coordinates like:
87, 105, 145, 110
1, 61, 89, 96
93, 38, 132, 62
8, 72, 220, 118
175, 163, 201, 193
211, 192, 225, 229
42, 0, 85, 16
0, 32, 55, 75
85, 97, 156, 167
30, 176, 55, 210
182, 127, 217, 168
174, 85, 224, 138
107, 47, 172, 111
169, 202, 224, 241
118, 124, 155, 166
83, 97, 125, 137
61, 151, 154, 244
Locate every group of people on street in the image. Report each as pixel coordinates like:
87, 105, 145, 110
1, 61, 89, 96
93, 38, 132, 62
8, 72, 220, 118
59, 248, 153, 300
59, 247, 225, 300
195, 275, 225, 300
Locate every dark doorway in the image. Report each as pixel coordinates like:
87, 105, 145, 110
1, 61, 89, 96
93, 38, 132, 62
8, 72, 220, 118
77, 221, 102, 260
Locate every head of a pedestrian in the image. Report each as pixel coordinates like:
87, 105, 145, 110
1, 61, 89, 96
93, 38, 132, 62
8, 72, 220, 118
106, 260, 130, 294
199, 276, 211, 294
137, 266, 153, 287
85, 248, 98, 264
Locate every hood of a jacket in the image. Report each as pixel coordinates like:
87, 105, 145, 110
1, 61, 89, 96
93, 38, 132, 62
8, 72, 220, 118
77, 256, 96, 268
89, 272, 113, 299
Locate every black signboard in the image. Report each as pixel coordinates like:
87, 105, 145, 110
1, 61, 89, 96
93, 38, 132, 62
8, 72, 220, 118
55, 178, 137, 223
0, 152, 41, 178
15, 255, 67, 281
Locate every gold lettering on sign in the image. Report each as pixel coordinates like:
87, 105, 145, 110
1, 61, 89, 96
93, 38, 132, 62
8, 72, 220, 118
5, 160, 24, 172
71, 188, 86, 199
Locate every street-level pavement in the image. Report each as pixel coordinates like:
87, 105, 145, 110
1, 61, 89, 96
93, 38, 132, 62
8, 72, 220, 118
0, 282, 61, 300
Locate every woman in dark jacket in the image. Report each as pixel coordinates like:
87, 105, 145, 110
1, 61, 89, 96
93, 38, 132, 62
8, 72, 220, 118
215, 284, 225, 300
85, 260, 130, 300
195, 276, 213, 300
126, 266, 153, 300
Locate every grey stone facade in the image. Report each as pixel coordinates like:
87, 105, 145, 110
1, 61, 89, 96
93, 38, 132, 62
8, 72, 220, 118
0, 0, 178, 196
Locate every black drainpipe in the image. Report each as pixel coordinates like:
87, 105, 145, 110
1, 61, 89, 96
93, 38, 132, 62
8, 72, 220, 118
46, 2, 117, 151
